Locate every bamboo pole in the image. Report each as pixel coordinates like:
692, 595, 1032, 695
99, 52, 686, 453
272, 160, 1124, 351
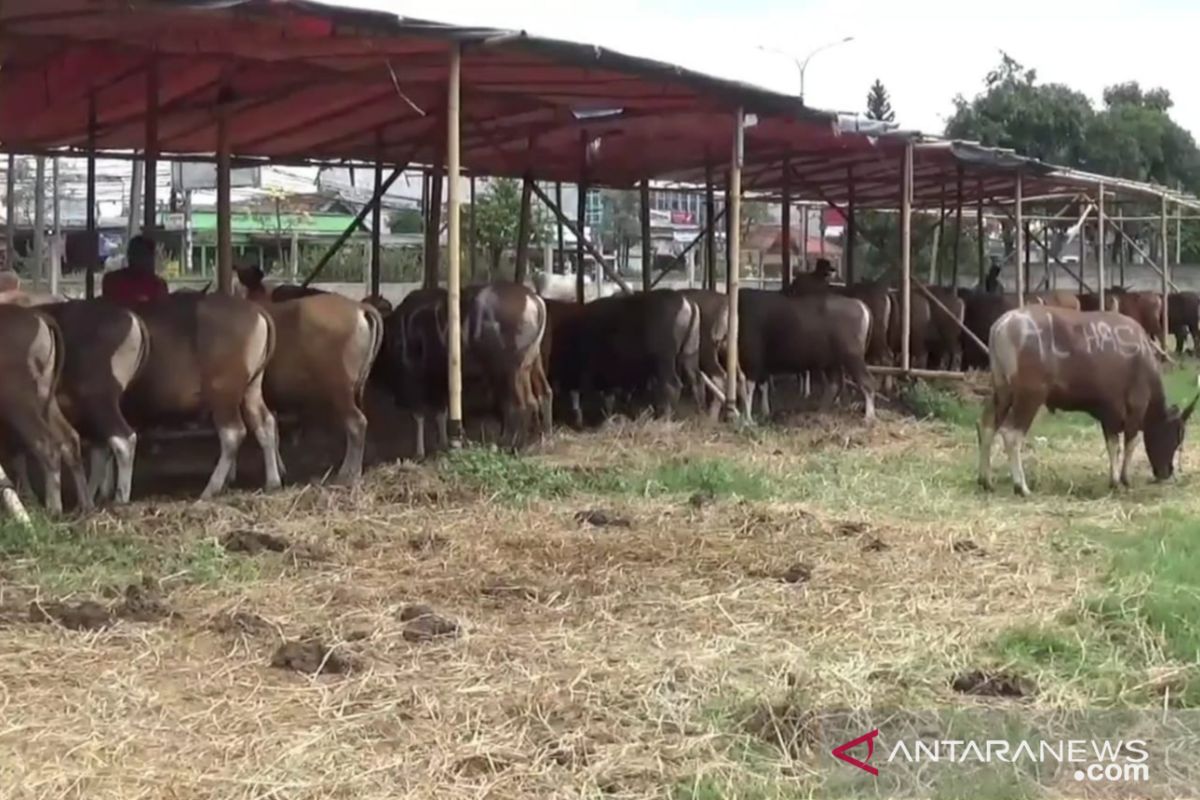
1097, 184, 1105, 310
1163, 195, 1170, 340
952, 166, 963, 288
1014, 172, 1024, 306
127, 160, 142, 243
800, 199, 810, 276
846, 166, 856, 285
975, 180, 985, 284
640, 179, 652, 292
514, 175, 533, 283
86, 95, 97, 298
370, 152, 383, 298
4, 155, 14, 273
704, 164, 715, 291
144, 60, 158, 233
1176, 185, 1183, 268
215, 93, 232, 294
725, 109, 743, 419
1112, 223, 1181, 292
33, 157, 45, 287
424, 169, 443, 288
900, 140, 913, 373
555, 181, 564, 274
50, 158, 60, 296
446, 44, 463, 447
1117, 210, 1125, 287
576, 134, 588, 303
781, 157, 792, 291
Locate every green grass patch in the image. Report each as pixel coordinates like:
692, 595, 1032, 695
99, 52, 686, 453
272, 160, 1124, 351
443, 446, 776, 503
898, 381, 977, 427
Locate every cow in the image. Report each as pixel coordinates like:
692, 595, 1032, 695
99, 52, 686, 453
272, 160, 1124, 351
925, 287, 967, 371
379, 288, 448, 459
255, 293, 385, 484
679, 289, 742, 417
37, 300, 149, 505
0, 306, 89, 514
1168, 292, 1200, 356
550, 290, 696, 423
978, 305, 1196, 496
887, 289, 932, 369
123, 294, 282, 498
1078, 293, 1120, 313
463, 282, 549, 447
738, 289, 875, 422
844, 282, 893, 366
1028, 291, 1082, 311
961, 292, 1018, 371
1113, 291, 1165, 347
235, 264, 324, 303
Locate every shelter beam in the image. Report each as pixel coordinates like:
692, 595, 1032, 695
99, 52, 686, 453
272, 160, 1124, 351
725, 108, 743, 420
446, 44, 464, 447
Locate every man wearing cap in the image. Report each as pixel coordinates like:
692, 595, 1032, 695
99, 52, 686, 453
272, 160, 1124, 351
102, 234, 169, 306
813, 258, 837, 283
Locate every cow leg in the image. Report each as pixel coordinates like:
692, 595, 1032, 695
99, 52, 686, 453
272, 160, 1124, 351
48, 401, 91, 513
1104, 429, 1122, 489
108, 433, 137, 505
241, 385, 283, 493
741, 380, 756, 423
413, 413, 427, 460
10, 412, 62, 515
87, 444, 113, 504
759, 380, 772, 420
977, 395, 999, 491
1120, 431, 1141, 488
336, 406, 369, 484
1000, 425, 1031, 497
202, 411, 247, 500
846, 360, 876, 423
0, 461, 29, 526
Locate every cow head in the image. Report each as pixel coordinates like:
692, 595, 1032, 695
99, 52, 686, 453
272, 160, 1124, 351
1146, 394, 1200, 480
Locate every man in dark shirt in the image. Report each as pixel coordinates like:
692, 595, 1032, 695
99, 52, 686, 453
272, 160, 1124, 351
102, 234, 169, 306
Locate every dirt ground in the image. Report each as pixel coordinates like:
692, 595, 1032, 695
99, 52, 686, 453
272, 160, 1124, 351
0, 382, 1193, 799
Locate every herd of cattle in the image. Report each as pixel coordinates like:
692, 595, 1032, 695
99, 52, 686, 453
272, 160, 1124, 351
1, 267, 1198, 517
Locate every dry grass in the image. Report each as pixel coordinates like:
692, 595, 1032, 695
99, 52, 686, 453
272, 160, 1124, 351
0, 397, 1196, 799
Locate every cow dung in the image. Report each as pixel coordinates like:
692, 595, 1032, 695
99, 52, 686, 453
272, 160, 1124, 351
951, 669, 1029, 698
779, 563, 814, 584
117, 580, 174, 623
270, 639, 352, 675
222, 529, 290, 555
574, 509, 632, 529
399, 605, 461, 642
952, 539, 986, 556
29, 600, 113, 631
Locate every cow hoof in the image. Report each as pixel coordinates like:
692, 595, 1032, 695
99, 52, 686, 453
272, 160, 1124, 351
977, 477, 993, 492
1013, 485, 1032, 498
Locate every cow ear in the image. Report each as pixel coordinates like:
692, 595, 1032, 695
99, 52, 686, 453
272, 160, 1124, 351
1183, 393, 1200, 424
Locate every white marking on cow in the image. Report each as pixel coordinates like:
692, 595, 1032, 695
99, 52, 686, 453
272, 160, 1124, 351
1000, 425, 1030, 496
0, 461, 30, 526
1122, 432, 1141, 486
110, 311, 146, 391
238, 311, 282, 493
1105, 433, 1121, 488
203, 423, 246, 499
109, 433, 137, 504
27, 316, 55, 407
345, 309, 373, 389
851, 298, 871, 352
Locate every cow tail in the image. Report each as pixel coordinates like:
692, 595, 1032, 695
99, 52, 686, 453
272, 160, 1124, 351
131, 310, 152, 383
39, 311, 67, 415
356, 303, 386, 405
531, 292, 549, 365
250, 307, 276, 384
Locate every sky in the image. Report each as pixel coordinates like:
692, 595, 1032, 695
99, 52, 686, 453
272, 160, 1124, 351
327, 0, 1200, 139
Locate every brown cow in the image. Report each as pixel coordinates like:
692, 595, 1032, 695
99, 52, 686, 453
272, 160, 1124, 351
979, 305, 1196, 495
925, 287, 966, 371
739, 289, 875, 422
1168, 291, 1200, 355
257, 293, 385, 483
1113, 291, 1165, 346
378, 288, 448, 458
38, 300, 150, 505
961, 292, 1018, 371
887, 289, 932, 368
0, 306, 89, 514
463, 282, 548, 447
124, 294, 282, 498
1078, 293, 1120, 312
1028, 291, 1082, 311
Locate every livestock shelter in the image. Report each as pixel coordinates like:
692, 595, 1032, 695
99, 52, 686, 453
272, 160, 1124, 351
3, 0, 1199, 430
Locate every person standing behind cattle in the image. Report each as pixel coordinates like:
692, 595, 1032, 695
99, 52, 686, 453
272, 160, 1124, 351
979, 304, 1197, 496
103, 235, 168, 306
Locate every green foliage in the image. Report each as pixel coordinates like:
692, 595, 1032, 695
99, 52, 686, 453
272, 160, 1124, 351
389, 207, 423, 234
180, 537, 260, 585
865, 79, 895, 123
898, 382, 977, 427
472, 178, 550, 278
0, 516, 146, 591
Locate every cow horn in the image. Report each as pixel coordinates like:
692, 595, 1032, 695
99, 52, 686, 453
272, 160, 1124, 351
1183, 393, 1200, 424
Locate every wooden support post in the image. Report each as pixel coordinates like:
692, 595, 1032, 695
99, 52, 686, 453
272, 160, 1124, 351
469, 176, 477, 280
370, 152, 383, 298
514, 175, 533, 283
302, 169, 402, 287
216, 104, 233, 295
85, 95, 97, 298
724, 181, 733, 284
50, 158, 60, 296
846, 167, 857, 285
1014, 172, 1024, 306
576, 134, 588, 303
555, 181, 564, 274
800, 201, 810, 275
33, 157, 45, 287
952, 167, 963, 288
1117, 210, 1126, 288
1040, 224, 1050, 290
4, 154, 14, 272
640, 179, 652, 292
1162, 194, 1170, 340
976, 180, 985, 284
900, 141, 913, 373
781, 157, 792, 291
424, 169, 443, 288
1097, 184, 1106, 310
446, 44, 463, 447
143, 59, 158, 233
1176, 190, 1183, 268
1022, 220, 1032, 292
725, 109, 743, 419
704, 166, 716, 290
127, 160, 143, 244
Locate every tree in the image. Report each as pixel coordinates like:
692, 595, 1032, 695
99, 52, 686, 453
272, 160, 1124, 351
389, 207, 423, 234
866, 80, 895, 123
598, 189, 640, 270
472, 178, 523, 276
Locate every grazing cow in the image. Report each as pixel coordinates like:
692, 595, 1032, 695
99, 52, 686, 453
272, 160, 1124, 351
552, 290, 695, 423
1114, 291, 1165, 347
544, 297, 590, 427
679, 289, 741, 417
123, 294, 282, 498
1078, 293, 1120, 313
887, 289, 932, 368
979, 305, 1196, 496
0, 306, 89, 514
463, 282, 549, 447
379, 288, 448, 459
38, 300, 149, 504
961, 292, 1017, 371
738, 289, 875, 422
925, 287, 967, 371
1168, 291, 1200, 355
844, 282, 893, 365
257, 293, 385, 483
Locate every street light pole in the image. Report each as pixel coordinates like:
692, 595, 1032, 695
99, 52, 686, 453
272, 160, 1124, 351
759, 36, 855, 103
